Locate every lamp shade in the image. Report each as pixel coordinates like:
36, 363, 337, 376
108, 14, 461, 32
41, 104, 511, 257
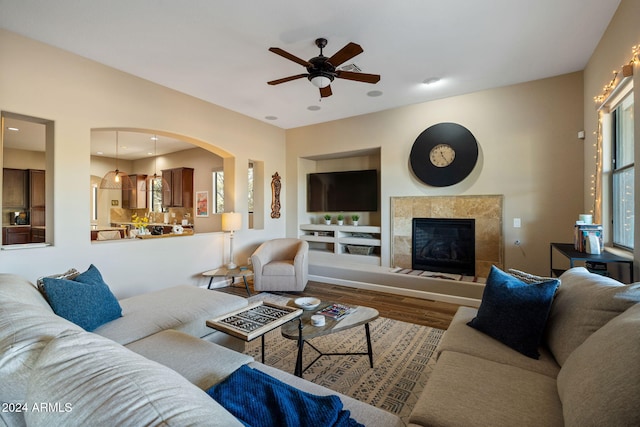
100, 169, 133, 190
222, 212, 242, 232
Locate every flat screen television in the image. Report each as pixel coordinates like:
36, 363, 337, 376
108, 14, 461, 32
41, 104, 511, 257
307, 169, 378, 212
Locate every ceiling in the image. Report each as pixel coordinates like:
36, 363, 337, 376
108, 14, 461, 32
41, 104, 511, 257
0, 0, 621, 130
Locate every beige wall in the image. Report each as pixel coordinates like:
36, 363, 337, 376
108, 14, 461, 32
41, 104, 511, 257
0, 29, 286, 297
287, 72, 585, 276
583, 0, 640, 280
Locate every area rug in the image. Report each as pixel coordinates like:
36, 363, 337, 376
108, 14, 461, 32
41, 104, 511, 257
245, 293, 444, 424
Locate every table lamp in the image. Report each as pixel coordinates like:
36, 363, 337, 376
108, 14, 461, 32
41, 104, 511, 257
222, 212, 242, 269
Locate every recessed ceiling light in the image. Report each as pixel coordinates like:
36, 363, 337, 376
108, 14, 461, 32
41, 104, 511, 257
422, 77, 441, 85
307, 105, 321, 111
147, 152, 153, 155
96, 151, 104, 155
7, 127, 19, 131
265, 116, 278, 121
367, 90, 383, 97
150, 136, 159, 141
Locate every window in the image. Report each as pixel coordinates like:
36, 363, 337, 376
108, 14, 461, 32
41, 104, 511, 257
92, 185, 98, 221
611, 91, 634, 250
149, 177, 164, 213
248, 161, 254, 214
213, 170, 224, 213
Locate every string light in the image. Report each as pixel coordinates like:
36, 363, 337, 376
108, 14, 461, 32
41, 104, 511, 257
591, 42, 638, 223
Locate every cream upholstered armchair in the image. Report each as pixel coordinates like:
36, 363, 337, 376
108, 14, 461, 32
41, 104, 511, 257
250, 238, 309, 292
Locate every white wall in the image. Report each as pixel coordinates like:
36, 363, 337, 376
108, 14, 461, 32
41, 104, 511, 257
287, 72, 585, 276
0, 29, 286, 298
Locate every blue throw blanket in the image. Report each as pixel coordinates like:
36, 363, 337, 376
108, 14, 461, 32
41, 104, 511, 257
207, 365, 364, 427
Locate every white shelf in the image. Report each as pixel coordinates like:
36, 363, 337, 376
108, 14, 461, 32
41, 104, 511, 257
300, 224, 381, 266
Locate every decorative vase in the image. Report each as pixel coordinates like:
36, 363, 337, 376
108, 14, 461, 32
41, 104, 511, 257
325, 220, 331, 225
353, 221, 358, 226
337, 220, 344, 226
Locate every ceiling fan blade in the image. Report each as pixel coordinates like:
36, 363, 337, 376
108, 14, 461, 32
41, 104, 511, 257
336, 70, 380, 84
268, 47, 311, 67
267, 74, 309, 85
327, 42, 363, 67
320, 85, 333, 98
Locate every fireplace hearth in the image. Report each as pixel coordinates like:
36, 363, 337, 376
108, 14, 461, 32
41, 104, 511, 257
412, 218, 475, 276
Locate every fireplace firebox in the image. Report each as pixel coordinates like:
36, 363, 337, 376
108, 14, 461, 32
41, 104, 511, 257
412, 218, 475, 275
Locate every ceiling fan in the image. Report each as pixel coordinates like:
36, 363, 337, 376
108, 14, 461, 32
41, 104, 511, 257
267, 38, 380, 98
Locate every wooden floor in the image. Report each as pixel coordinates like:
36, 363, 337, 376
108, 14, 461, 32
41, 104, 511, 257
217, 280, 461, 330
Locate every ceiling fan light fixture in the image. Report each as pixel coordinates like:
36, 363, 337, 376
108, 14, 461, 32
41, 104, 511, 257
310, 74, 333, 88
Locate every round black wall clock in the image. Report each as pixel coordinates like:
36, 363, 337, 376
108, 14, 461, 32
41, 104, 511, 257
409, 122, 479, 187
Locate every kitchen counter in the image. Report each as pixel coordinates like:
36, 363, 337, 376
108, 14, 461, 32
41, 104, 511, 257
136, 229, 194, 239
112, 222, 194, 227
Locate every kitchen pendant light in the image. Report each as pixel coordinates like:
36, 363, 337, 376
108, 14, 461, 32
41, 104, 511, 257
100, 131, 133, 190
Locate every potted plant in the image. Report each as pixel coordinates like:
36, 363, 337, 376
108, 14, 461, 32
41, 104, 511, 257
337, 214, 344, 225
351, 214, 360, 226
323, 214, 332, 225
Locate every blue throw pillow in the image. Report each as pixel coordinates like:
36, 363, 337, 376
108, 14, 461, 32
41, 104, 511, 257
41, 265, 122, 331
467, 266, 559, 359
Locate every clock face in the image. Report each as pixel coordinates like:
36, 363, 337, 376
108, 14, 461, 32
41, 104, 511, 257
409, 122, 479, 187
429, 143, 455, 167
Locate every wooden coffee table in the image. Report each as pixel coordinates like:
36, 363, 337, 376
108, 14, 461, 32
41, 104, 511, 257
281, 300, 379, 377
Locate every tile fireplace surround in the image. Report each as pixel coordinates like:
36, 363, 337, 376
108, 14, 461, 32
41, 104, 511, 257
391, 195, 503, 278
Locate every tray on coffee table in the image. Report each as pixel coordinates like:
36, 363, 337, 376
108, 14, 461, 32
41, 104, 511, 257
206, 301, 302, 342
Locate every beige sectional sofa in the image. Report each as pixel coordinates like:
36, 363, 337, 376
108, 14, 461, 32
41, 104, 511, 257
409, 267, 640, 426
0, 273, 402, 427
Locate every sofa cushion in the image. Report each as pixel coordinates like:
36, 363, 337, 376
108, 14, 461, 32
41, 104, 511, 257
0, 273, 53, 311
546, 267, 640, 366
126, 329, 253, 390
440, 306, 560, 378
41, 274, 122, 332
468, 266, 559, 359
24, 330, 243, 427
263, 260, 295, 276
0, 299, 82, 403
409, 351, 563, 427
94, 286, 248, 345
557, 303, 640, 426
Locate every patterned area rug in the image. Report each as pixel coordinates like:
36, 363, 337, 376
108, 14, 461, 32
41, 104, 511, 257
245, 293, 444, 424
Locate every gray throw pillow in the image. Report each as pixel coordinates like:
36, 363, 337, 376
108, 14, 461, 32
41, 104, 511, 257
545, 267, 640, 366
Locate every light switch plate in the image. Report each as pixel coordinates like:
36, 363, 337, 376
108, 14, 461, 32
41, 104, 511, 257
513, 218, 521, 228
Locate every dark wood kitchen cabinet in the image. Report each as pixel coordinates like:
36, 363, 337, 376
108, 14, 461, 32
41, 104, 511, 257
3, 226, 31, 245
3, 168, 28, 208
29, 169, 46, 227
162, 168, 193, 208
122, 174, 147, 209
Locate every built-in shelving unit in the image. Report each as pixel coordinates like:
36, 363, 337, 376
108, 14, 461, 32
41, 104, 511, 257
299, 224, 381, 266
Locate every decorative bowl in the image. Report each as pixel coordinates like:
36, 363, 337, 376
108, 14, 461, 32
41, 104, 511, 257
294, 297, 321, 310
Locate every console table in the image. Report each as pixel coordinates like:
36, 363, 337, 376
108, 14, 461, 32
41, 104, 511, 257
549, 242, 634, 282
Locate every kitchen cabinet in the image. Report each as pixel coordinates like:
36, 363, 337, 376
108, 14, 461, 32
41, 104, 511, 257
3, 168, 28, 208
31, 227, 45, 243
3, 226, 31, 245
122, 174, 147, 209
162, 168, 193, 208
29, 169, 45, 207
29, 169, 46, 227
